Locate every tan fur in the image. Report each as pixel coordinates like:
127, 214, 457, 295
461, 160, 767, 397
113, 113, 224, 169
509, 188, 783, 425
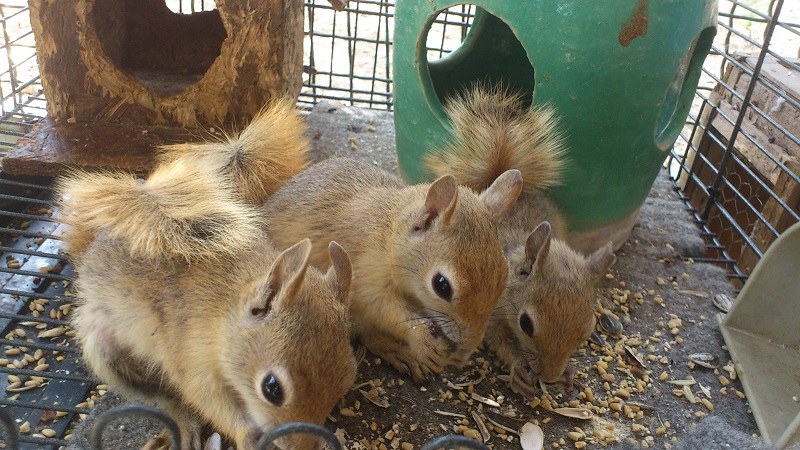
423, 85, 616, 399
72, 237, 355, 449
55, 159, 262, 262
61, 163, 357, 449
157, 97, 309, 205
262, 158, 522, 382
66, 201, 355, 450
424, 84, 567, 193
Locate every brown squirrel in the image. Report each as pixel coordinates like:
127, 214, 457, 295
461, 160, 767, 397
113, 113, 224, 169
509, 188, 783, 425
424, 86, 616, 400
153, 98, 525, 383
57, 159, 356, 449
260, 158, 523, 382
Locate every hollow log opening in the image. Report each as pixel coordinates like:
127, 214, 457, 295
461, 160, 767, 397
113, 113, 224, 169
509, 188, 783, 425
91, 0, 226, 98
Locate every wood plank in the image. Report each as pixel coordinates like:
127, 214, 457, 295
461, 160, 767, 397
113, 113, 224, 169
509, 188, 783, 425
1, 118, 205, 177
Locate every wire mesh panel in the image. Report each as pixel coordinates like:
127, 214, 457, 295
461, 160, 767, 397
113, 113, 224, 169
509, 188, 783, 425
667, 0, 800, 285
0, 1, 45, 160
301, 0, 395, 109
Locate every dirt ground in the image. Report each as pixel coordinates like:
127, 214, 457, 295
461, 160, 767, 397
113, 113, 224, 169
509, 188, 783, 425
70, 101, 767, 450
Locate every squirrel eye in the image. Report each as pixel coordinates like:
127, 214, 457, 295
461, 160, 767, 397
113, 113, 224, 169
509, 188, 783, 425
517, 268, 530, 277
519, 313, 534, 337
431, 273, 453, 301
261, 373, 284, 406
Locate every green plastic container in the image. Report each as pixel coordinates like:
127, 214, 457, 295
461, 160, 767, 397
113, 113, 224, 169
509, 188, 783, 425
393, 0, 718, 252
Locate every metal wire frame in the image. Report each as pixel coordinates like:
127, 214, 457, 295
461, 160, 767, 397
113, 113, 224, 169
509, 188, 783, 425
667, 0, 799, 283
301, 0, 476, 110
0, 167, 96, 449
0, 2, 46, 160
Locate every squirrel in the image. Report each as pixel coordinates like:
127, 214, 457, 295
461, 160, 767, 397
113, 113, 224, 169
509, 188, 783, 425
423, 85, 617, 400
56, 159, 356, 449
150, 98, 525, 383
260, 158, 523, 382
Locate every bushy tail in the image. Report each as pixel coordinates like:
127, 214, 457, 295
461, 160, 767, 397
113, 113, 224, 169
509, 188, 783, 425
158, 97, 309, 205
424, 85, 567, 193
55, 159, 263, 261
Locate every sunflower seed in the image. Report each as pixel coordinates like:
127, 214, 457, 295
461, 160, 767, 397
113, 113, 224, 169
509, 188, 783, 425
599, 313, 623, 334
713, 294, 733, 313
590, 331, 606, 346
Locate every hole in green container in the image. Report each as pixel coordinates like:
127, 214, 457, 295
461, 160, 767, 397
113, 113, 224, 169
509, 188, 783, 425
654, 26, 716, 151
420, 6, 535, 121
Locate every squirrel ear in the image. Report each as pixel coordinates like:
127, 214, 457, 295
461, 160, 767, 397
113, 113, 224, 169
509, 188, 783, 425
480, 169, 523, 220
525, 221, 552, 265
325, 241, 353, 307
413, 175, 458, 232
247, 238, 312, 322
587, 242, 616, 279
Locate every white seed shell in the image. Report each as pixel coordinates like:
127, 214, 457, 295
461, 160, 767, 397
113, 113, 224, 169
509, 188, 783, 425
553, 407, 594, 420
519, 422, 544, 450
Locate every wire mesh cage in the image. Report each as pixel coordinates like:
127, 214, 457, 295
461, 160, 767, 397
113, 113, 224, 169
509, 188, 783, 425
0, 0, 794, 447
667, 0, 799, 286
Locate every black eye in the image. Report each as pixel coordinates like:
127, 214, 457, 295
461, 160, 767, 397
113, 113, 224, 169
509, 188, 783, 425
432, 273, 453, 301
261, 373, 284, 406
519, 313, 534, 337
517, 268, 530, 277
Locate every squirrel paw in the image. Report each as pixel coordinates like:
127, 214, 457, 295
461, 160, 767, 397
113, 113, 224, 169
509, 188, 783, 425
510, 361, 540, 401
363, 330, 449, 383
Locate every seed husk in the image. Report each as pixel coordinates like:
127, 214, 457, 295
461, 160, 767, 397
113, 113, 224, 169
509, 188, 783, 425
713, 293, 733, 313
624, 346, 647, 368
689, 353, 719, 369
359, 389, 389, 408
471, 392, 500, 407
553, 407, 593, 420
667, 377, 697, 386
434, 410, 466, 418
470, 410, 490, 443
519, 422, 544, 450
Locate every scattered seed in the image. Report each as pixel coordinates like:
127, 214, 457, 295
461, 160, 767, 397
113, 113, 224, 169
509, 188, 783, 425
667, 378, 696, 386
38, 327, 67, 339
683, 385, 696, 403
